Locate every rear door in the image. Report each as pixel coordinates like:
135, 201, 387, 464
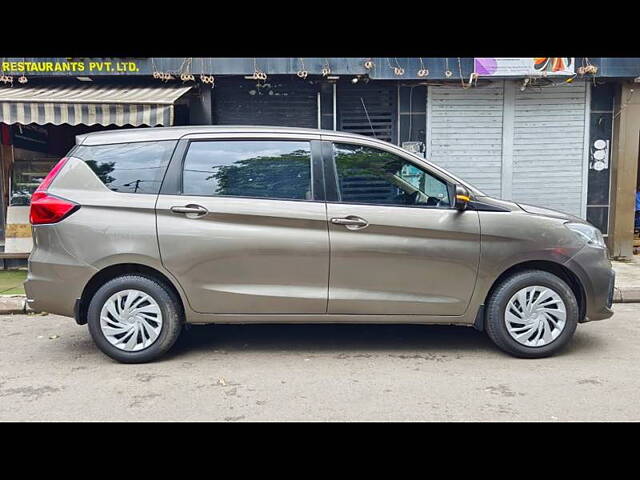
322, 137, 480, 316
156, 133, 329, 314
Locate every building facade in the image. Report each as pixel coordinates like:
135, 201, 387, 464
0, 58, 638, 259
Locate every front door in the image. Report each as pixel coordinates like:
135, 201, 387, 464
324, 140, 480, 316
156, 137, 329, 314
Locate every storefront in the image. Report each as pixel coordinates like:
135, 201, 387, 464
0, 81, 193, 253
0, 57, 635, 258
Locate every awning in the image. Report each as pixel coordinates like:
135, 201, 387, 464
0, 84, 192, 127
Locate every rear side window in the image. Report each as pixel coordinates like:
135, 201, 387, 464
72, 140, 177, 194
182, 140, 312, 200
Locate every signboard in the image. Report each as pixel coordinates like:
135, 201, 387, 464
474, 58, 575, 77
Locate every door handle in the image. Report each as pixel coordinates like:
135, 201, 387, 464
170, 204, 208, 216
330, 216, 369, 230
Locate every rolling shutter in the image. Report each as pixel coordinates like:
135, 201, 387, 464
337, 83, 397, 143
511, 82, 588, 217
427, 83, 504, 197
213, 78, 318, 128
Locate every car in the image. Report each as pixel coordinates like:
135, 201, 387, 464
24, 126, 615, 363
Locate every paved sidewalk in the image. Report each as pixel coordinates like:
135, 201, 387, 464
612, 255, 640, 303
1, 256, 638, 315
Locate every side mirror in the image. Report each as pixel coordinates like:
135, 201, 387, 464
454, 185, 471, 211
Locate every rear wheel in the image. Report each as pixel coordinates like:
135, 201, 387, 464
485, 270, 579, 358
87, 275, 183, 363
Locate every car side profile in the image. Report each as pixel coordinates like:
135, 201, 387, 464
24, 126, 615, 363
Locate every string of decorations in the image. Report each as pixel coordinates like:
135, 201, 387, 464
248, 58, 267, 81
444, 58, 453, 78
458, 57, 478, 89
321, 58, 331, 77
297, 58, 308, 79
417, 58, 429, 77
0, 56, 14, 85
178, 57, 195, 82
387, 57, 405, 76
17, 57, 28, 84
199, 58, 215, 87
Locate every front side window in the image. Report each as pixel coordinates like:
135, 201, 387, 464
333, 143, 451, 207
182, 140, 312, 200
73, 140, 176, 194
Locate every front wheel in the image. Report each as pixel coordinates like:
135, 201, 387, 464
87, 275, 183, 363
485, 270, 579, 358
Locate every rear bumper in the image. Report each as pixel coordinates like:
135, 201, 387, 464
24, 226, 96, 318
564, 244, 615, 323
24, 263, 94, 317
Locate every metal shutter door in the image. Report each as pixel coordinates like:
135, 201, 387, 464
337, 83, 397, 143
512, 81, 588, 217
427, 83, 504, 197
213, 78, 318, 128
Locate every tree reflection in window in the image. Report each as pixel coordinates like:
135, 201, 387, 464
334, 143, 450, 207
73, 141, 176, 194
183, 141, 312, 200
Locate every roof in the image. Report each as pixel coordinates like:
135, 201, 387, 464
75, 125, 377, 145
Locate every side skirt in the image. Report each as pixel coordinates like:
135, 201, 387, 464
185, 312, 477, 326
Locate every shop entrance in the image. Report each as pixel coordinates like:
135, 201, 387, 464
0, 123, 126, 254
0, 80, 194, 256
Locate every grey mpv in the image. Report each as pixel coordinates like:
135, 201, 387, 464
25, 126, 615, 363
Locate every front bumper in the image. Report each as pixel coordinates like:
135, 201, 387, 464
564, 244, 615, 323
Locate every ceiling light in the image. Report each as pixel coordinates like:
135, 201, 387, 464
76, 76, 92, 82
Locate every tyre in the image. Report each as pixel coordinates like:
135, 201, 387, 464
485, 270, 579, 358
87, 275, 183, 363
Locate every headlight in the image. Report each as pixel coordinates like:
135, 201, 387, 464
565, 222, 605, 248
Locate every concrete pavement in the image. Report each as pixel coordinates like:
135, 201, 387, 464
1, 305, 639, 421
612, 256, 640, 302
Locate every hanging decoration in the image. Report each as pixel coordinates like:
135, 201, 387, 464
17, 57, 28, 84
387, 57, 404, 76
417, 57, 429, 77
577, 58, 598, 76
198, 58, 215, 87
458, 57, 478, 89
444, 58, 453, 78
178, 57, 195, 82
296, 58, 308, 79
0, 74, 13, 85
321, 58, 331, 77
200, 74, 215, 86
249, 58, 267, 81
151, 58, 175, 82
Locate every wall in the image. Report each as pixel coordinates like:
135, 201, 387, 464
610, 82, 640, 258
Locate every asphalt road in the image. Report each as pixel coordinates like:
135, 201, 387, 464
1, 305, 639, 421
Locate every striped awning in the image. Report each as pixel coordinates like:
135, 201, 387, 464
0, 84, 192, 127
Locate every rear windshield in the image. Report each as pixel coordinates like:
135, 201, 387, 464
72, 140, 177, 194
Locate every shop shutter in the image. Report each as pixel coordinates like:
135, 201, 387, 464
511, 81, 587, 217
337, 83, 397, 143
213, 78, 318, 128
427, 83, 504, 197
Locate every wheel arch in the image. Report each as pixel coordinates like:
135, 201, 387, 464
476, 260, 586, 331
75, 263, 186, 325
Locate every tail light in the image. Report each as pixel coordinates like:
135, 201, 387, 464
29, 157, 80, 225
